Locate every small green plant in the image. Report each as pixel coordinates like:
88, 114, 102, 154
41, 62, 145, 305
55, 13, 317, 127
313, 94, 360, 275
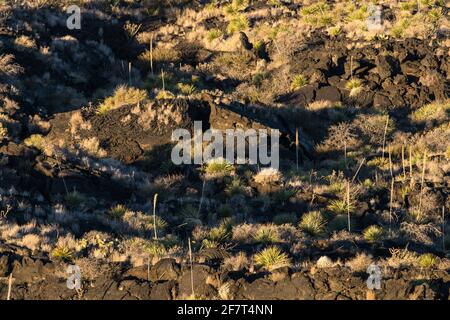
291, 74, 308, 90
299, 211, 326, 236
363, 225, 385, 243
51, 246, 73, 261
225, 178, 246, 197
207, 29, 223, 42
254, 246, 292, 271
108, 204, 128, 220
177, 82, 196, 95
204, 158, 235, 178
224, 0, 249, 15
411, 100, 449, 123
253, 225, 280, 244
146, 241, 167, 257
327, 26, 341, 37
65, 190, 87, 208
97, 85, 147, 115
24, 134, 45, 151
227, 14, 249, 34
418, 253, 437, 269
208, 218, 233, 243
327, 199, 355, 215
345, 79, 363, 97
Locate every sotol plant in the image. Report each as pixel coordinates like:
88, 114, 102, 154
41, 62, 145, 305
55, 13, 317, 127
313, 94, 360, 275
254, 246, 292, 271
299, 211, 326, 236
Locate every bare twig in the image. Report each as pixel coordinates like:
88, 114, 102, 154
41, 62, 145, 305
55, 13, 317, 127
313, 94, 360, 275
188, 237, 195, 298
382, 115, 389, 161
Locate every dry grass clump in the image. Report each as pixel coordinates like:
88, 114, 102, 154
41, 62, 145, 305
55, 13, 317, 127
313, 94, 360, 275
138, 46, 181, 67
79, 137, 107, 158
97, 85, 148, 115
410, 100, 449, 124
223, 251, 249, 271
254, 168, 283, 185
345, 253, 373, 272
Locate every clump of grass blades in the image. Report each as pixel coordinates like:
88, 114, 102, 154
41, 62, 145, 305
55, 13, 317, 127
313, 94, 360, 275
418, 253, 437, 269
205, 158, 235, 178
346, 79, 363, 97
51, 246, 73, 261
254, 246, 291, 271
108, 204, 128, 220
327, 199, 355, 215
65, 190, 87, 208
363, 225, 385, 243
253, 225, 280, 244
299, 211, 326, 236
291, 74, 308, 90
97, 85, 147, 115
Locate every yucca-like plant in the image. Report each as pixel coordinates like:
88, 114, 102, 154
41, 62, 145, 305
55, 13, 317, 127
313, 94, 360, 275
108, 204, 128, 220
418, 253, 437, 269
227, 14, 249, 34
363, 225, 385, 243
146, 241, 167, 257
204, 157, 235, 178
299, 211, 326, 236
51, 246, 74, 261
254, 246, 292, 271
65, 190, 87, 208
208, 218, 233, 243
291, 74, 308, 90
346, 79, 363, 97
177, 82, 196, 95
327, 199, 355, 215
253, 225, 280, 244
97, 85, 147, 115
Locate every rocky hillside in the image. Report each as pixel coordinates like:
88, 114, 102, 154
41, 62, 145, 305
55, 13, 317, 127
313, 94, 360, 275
0, 0, 449, 300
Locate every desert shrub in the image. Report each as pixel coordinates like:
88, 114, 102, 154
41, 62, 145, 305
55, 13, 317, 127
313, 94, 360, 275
253, 225, 280, 244
299, 211, 326, 236
208, 218, 233, 243
345, 78, 363, 97
411, 100, 449, 124
224, 0, 249, 15
97, 85, 148, 115
204, 157, 235, 178
24, 134, 45, 151
345, 253, 373, 272
207, 29, 223, 42
223, 252, 249, 271
363, 225, 385, 243
254, 168, 283, 185
225, 178, 246, 197
211, 51, 253, 80
328, 214, 350, 232
227, 14, 249, 34
138, 47, 181, 67
51, 245, 73, 261
254, 246, 291, 271
65, 190, 87, 208
79, 137, 107, 158
177, 82, 196, 95
352, 114, 395, 145
327, 199, 355, 215
108, 204, 128, 220
290, 74, 308, 90
418, 253, 437, 269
